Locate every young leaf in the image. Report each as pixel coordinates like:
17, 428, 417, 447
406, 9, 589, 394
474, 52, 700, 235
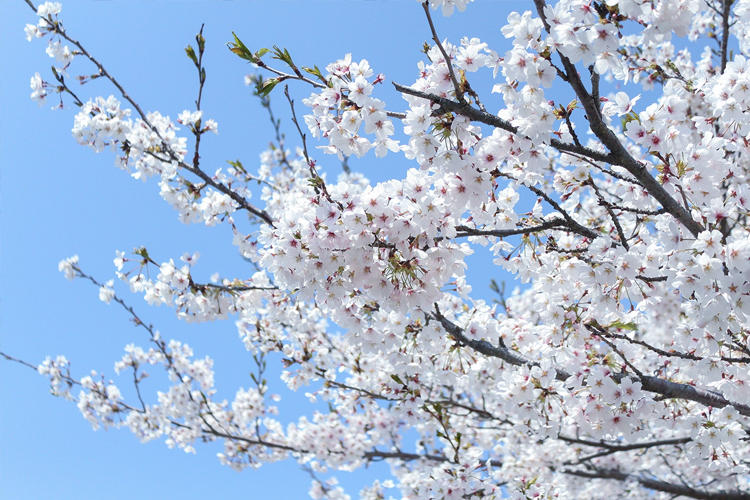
302, 65, 328, 85
185, 45, 198, 65
196, 32, 205, 54
272, 45, 292, 66
258, 78, 280, 97
227, 159, 247, 173
227, 32, 258, 63
272, 45, 301, 75
607, 320, 638, 331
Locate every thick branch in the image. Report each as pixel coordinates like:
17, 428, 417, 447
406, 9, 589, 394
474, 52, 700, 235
530, 0, 703, 237
563, 468, 750, 500
721, 0, 735, 74
393, 82, 616, 165
455, 219, 578, 239
559, 435, 691, 463
199, 283, 279, 293
365, 449, 503, 468
431, 304, 569, 378
431, 307, 750, 416
559, 435, 691, 452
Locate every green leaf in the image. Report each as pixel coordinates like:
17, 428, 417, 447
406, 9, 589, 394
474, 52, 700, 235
272, 45, 302, 75
227, 159, 245, 172
196, 32, 205, 53
433, 402, 442, 415
185, 45, 198, 65
258, 78, 279, 97
390, 374, 403, 385
676, 159, 688, 177
302, 65, 328, 85
272, 45, 292, 65
134, 246, 150, 260
227, 32, 259, 63
607, 320, 638, 331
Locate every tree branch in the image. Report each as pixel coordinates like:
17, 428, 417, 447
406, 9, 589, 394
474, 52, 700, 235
29, 2, 274, 226
721, 0, 735, 74
587, 178, 630, 250
563, 468, 750, 500
558, 434, 691, 452
455, 219, 579, 239
560, 435, 692, 464
364, 449, 503, 468
0, 351, 42, 371
431, 306, 750, 416
530, 0, 704, 238
392, 82, 617, 166
421, 1, 465, 104
189, 24, 207, 171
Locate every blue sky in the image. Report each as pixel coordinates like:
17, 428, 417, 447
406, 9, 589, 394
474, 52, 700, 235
0, 1, 525, 498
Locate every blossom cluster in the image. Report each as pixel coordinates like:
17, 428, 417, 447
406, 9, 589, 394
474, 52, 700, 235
303, 55, 400, 159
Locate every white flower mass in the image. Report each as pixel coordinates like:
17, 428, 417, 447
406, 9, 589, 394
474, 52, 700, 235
16, 0, 750, 498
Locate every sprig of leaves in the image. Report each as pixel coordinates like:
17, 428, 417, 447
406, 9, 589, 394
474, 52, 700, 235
227, 32, 269, 64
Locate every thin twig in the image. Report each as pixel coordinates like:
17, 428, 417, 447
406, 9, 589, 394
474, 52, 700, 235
190, 24, 207, 171
0, 352, 40, 371
28, 2, 273, 226
284, 85, 342, 210
588, 177, 630, 250
421, 1, 465, 104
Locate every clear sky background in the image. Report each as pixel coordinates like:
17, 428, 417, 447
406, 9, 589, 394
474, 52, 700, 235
0, 1, 528, 498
